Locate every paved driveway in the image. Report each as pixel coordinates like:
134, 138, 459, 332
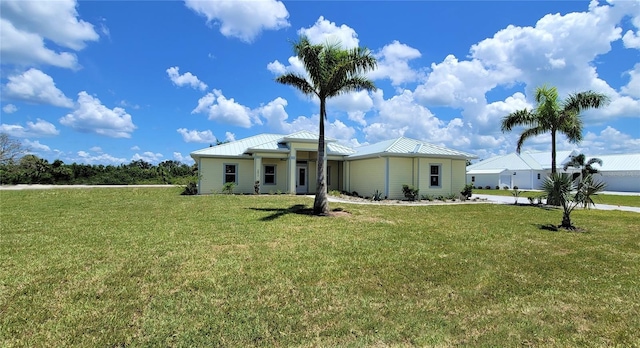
473, 194, 640, 213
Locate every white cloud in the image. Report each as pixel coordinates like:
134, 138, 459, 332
476, 92, 531, 130
185, 0, 289, 43
224, 132, 236, 142
130, 146, 140, 151
24, 139, 51, 152
366, 89, 468, 145
414, 55, 512, 108
369, 41, 424, 85
0, 118, 59, 137
2, 104, 17, 114
60, 91, 137, 138
89, 146, 102, 152
173, 152, 194, 164
621, 3, 640, 49
118, 100, 140, 110
401, 0, 640, 156
266, 60, 286, 75
0, 19, 78, 68
166, 66, 207, 91
192, 89, 259, 128
582, 126, 640, 154
3, 69, 74, 108
177, 128, 217, 143
76, 150, 126, 165
255, 97, 289, 131
298, 16, 359, 48
0, 0, 98, 68
621, 63, 640, 98
131, 152, 163, 164
267, 56, 307, 78
594, 95, 640, 120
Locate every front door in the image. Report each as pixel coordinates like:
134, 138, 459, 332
296, 165, 307, 194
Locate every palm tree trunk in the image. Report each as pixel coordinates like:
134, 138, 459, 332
548, 129, 561, 206
551, 129, 557, 174
313, 98, 330, 215
561, 210, 572, 229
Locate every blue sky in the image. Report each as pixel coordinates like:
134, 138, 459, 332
1, 0, 639, 165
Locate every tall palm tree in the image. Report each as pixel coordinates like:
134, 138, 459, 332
276, 36, 377, 215
501, 85, 609, 174
563, 153, 603, 179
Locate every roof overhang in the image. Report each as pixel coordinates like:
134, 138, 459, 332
466, 168, 510, 175
347, 152, 476, 161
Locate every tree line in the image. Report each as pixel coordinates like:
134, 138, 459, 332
0, 134, 196, 185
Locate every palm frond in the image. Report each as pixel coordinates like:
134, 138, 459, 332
558, 109, 583, 143
516, 126, 545, 153
500, 109, 536, 132
563, 90, 610, 113
275, 73, 316, 96
328, 77, 376, 97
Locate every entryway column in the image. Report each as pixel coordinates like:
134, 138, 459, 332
253, 156, 262, 193
288, 149, 297, 194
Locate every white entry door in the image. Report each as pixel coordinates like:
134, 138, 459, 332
296, 165, 307, 194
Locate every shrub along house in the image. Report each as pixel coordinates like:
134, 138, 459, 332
190, 131, 476, 199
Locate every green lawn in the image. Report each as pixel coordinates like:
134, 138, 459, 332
2, 188, 639, 347
474, 188, 640, 207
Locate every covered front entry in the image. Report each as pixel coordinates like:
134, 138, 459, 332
296, 163, 308, 194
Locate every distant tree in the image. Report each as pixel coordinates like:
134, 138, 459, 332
17, 155, 52, 184
501, 86, 609, 174
563, 153, 603, 179
276, 36, 377, 215
0, 133, 29, 165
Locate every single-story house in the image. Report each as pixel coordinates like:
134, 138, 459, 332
466, 151, 640, 192
190, 130, 477, 200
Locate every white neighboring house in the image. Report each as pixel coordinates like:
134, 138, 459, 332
592, 154, 640, 192
466, 151, 640, 193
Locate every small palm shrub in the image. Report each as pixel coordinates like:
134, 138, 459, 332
421, 194, 434, 201
181, 181, 198, 195
402, 184, 419, 201
445, 193, 458, 201
222, 182, 236, 194
511, 188, 522, 204
460, 184, 473, 200
542, 173, 606, 229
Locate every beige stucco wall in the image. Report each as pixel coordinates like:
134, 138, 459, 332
260, 158, 288, 194
197, 152, 468, 198
450, 159, 467, 195
387, 157, 415, 199
415, 158, 466, 197
348, 157, 385, 198
199, 157, 255, 194
417, 158, 450, 196
327, 160, 341, 192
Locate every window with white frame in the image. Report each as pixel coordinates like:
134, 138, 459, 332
224, 164, 237, 184
430, 164, 441, 187
264, 165, 276, 185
